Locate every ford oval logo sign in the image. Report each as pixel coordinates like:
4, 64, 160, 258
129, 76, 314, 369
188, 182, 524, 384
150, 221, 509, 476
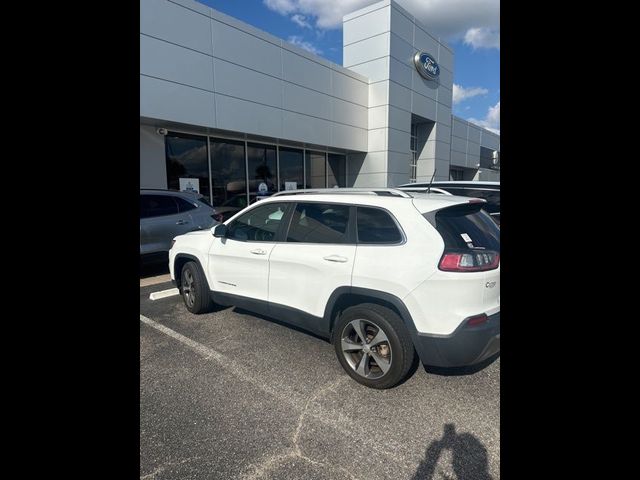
413, 52, 440, 80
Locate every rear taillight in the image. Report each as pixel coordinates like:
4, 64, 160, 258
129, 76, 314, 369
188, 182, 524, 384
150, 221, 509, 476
439, 250, 499, 272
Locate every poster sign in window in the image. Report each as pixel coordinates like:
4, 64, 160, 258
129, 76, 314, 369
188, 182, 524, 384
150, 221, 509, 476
285, 182, 297, 191
179, 178, 200, 193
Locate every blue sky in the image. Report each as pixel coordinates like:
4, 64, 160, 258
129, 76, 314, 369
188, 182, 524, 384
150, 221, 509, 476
197, 0, 500, 133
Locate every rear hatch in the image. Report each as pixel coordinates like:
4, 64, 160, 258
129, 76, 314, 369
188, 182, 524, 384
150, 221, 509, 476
430, 202, 500, 313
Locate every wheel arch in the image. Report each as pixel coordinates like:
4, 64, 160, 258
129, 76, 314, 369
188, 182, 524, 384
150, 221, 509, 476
173, 253, 204, 290
323, 287, 418, 340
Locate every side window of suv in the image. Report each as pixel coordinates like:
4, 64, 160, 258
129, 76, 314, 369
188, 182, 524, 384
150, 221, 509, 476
356, 207, 403, 244
174, 196, 197, 213
287, 203, 350, 244
226, 202, 288, 242
140, 195, 179, 218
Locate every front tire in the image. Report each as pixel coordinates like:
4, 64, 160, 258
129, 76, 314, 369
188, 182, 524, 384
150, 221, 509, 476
180, 261, 213, 314
333, 303, 416, 389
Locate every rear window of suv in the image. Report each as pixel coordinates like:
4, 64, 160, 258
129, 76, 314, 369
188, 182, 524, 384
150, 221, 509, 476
429, 203, 500, 251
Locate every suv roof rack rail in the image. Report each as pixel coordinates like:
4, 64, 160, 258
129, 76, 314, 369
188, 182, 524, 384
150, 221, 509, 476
272, 188, 412, 198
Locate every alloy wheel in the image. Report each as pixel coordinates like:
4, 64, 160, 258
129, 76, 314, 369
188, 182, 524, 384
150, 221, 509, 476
340, 319, 392, 379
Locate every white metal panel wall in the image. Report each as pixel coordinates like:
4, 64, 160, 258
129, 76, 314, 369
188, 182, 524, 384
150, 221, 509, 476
140, 0, 369, 152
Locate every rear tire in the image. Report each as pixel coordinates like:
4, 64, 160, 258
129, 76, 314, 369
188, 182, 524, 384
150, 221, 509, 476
180, 261, 213, 314
333, 303, 416, 389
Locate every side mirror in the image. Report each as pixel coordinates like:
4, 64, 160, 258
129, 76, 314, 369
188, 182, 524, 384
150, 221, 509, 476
212, 223, 228, 238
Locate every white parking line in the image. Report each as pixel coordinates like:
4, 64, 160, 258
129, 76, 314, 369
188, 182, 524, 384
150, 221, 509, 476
139, 314, 412, 470
149, 288, 179, 300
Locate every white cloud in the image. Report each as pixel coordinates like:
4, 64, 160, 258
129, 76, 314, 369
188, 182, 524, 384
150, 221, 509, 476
263, 0, 296, 14
287, 35, 322, 55
452, 84, 488, 104
263, 0, 499, 47
291, 14, 312, 29
467, 101, 500, 134
464, 27, 500, 49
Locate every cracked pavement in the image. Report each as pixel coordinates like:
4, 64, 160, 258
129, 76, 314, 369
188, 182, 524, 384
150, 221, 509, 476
140, 282, 500, 479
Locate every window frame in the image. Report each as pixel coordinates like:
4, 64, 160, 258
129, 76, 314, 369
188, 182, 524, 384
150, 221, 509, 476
281, 201, 357, 245
354, 206, 406, 246
225, 201, 294, 243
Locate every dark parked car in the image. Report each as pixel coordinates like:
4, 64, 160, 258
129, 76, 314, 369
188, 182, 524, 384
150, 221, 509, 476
140, 189, 218, 263
397, 181, 500, 225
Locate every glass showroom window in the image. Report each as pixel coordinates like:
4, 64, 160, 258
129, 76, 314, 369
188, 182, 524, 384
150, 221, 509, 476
165, 133, 210, 202
305, 151, 326, 188
328, 153, 346, 188
210, 138, 248, 213
279, 147, 303, 191
247, 143, 277, 204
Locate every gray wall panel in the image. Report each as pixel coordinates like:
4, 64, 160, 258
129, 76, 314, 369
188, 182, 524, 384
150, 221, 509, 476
283, 50, 332, 95
343, 33, 389, 67
140, 0, 212, 54
332, 70, 368, 107
214, 59, 282, 109
140, 75, 216, 127
140, 35, 213, 91
343, 6, 391, 45
215, 94, 283, 138
332, 97, 368, 128
283, 82, 331, 121
212, 19, 282, 78
282, 110, 330, 146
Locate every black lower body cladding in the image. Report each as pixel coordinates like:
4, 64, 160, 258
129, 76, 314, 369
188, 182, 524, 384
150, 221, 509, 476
412, 312, 500, 367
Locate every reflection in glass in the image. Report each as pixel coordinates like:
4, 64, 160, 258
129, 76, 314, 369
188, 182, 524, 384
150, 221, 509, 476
327, 153, 346, 188
305, 151, 326, 188
210, 138, 247, 217
165, 133, 210, 202
279, 147, 304, 192
247, 143, 277, 204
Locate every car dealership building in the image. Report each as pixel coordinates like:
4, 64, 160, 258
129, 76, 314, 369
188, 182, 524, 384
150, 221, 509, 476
140, 0, 500, 206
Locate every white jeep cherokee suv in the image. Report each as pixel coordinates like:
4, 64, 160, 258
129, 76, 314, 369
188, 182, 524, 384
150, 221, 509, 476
169, 188, 500, 389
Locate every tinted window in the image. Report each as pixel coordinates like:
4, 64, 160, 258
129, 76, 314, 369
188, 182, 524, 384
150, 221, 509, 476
211, 139, 247, 208
140, 195, 178, 218
287, 203, 350, 244
165, 133, 210, 202
357, 207, 402, 244
226, 202, 288, 242
279, 147, 303, 191
431, 204, 500, 252
174, 197, 197, 213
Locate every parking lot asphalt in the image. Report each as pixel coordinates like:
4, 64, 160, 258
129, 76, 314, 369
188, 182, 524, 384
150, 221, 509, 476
140, 283, 500, 480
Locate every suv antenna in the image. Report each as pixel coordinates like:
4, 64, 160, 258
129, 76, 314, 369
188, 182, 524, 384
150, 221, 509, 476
426, 169, 437, 193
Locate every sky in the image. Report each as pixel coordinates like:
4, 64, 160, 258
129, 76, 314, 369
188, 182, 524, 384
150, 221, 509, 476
197, 0, 499, 134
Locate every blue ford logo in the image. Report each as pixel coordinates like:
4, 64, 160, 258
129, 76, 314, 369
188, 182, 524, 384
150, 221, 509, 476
413, 52, 440, 80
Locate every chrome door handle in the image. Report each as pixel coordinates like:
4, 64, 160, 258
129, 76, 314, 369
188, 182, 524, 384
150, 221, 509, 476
323, 255, 348, 263
250, 249, 267, 255
176, 220, 188, 225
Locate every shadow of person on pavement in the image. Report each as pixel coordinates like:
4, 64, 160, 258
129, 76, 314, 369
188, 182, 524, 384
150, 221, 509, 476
411, 423, 492, 480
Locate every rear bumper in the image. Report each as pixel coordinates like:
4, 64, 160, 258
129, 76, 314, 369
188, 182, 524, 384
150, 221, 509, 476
412, 311, 500, 367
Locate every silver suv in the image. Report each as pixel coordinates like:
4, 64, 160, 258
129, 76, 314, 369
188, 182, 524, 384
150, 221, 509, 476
140, 189, 218, 261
